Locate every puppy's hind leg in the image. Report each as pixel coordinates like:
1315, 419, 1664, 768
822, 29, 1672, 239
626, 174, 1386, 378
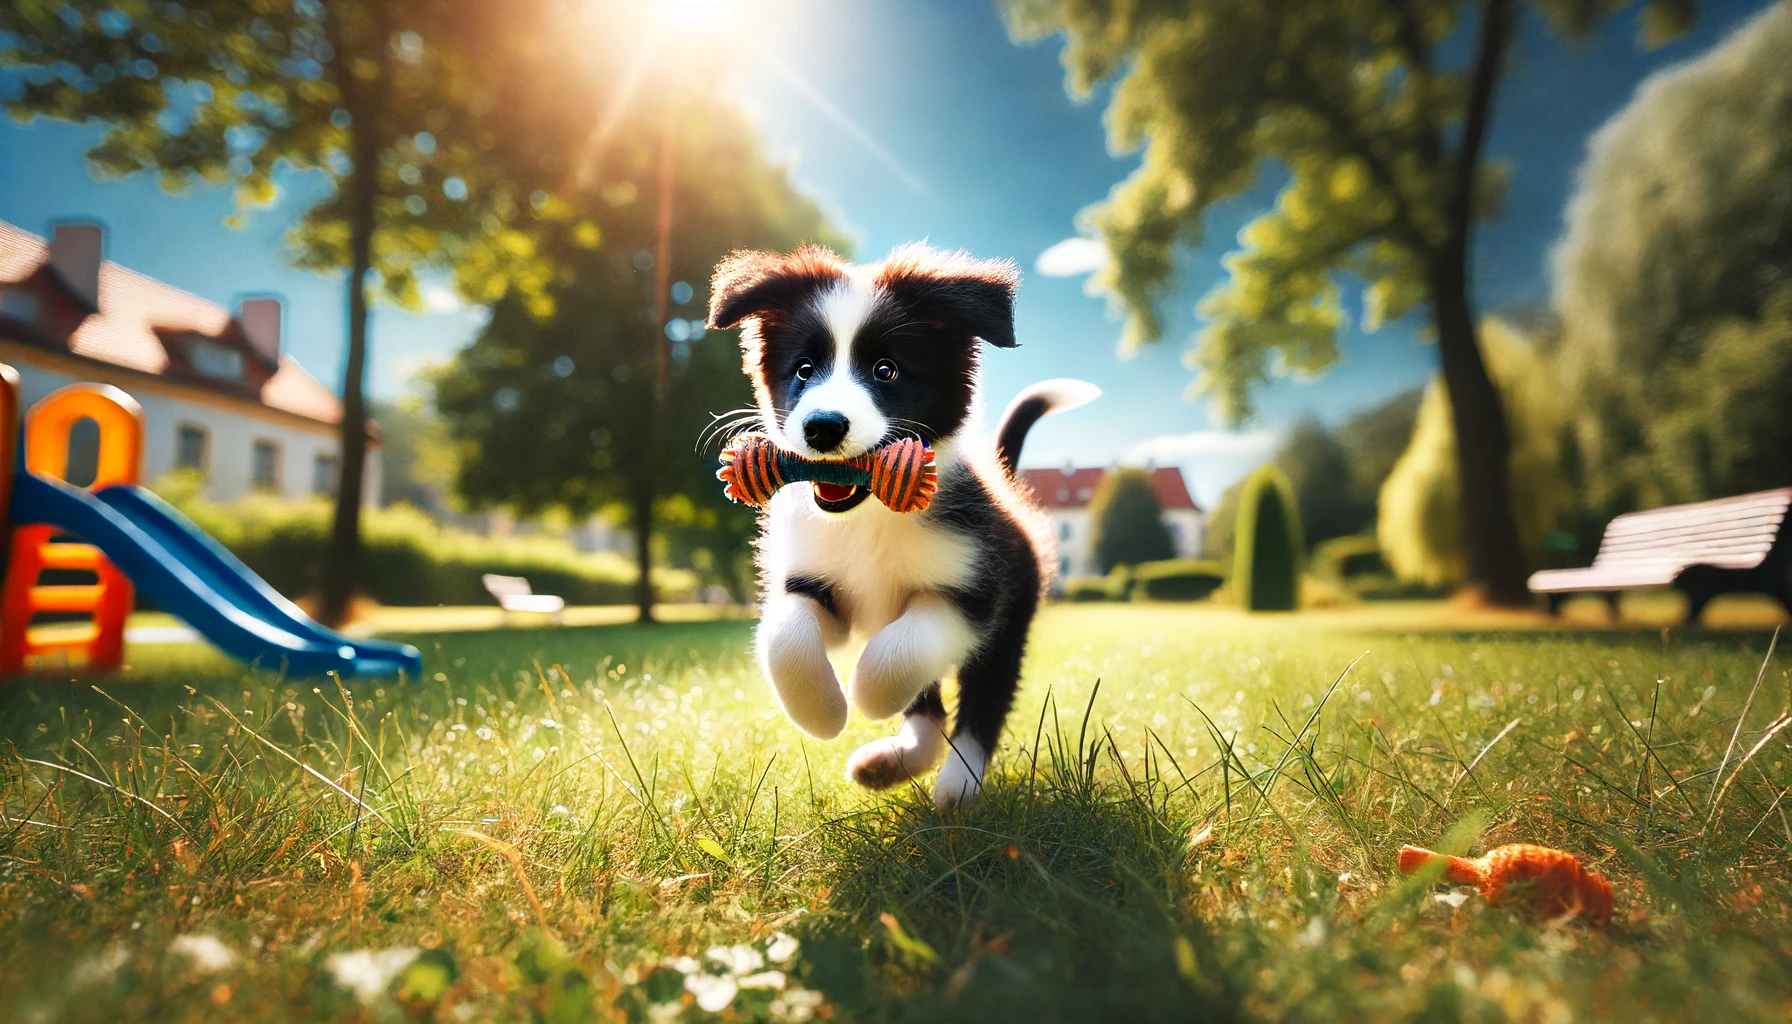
757, 592, 848, 739
846, 684, 947, 789
934, 634, 1027, 810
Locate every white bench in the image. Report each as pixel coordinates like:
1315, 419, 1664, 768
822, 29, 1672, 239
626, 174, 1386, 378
480, 574, 565, 624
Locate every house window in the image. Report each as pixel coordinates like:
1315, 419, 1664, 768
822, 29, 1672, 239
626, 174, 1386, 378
0, 288, 39, 325
252, 440, 281, 492
176, 424, 209, 474
190, 340, 244, 380
312, 453, 339, 496
1059, 521, 1071, 540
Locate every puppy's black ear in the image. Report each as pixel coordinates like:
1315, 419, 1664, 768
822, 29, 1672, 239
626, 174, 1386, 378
708, 246, 850, 329
876, 244, 1021, 348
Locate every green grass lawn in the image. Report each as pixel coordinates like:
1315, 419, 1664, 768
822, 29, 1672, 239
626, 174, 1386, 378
4, 605, 1791, 1021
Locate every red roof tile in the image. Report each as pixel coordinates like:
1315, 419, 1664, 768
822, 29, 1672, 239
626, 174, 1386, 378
1018, 466, 1200, 512
0, 221, 342, 426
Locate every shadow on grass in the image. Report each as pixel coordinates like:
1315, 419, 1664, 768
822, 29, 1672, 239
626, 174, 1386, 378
793, 700, 1241, 1023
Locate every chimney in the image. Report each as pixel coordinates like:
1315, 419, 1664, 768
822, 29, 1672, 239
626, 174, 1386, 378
239, 296, 283, 366
49, 222, 103, 310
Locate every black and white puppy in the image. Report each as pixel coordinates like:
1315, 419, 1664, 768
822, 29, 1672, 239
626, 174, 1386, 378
707, 243, 1097, 808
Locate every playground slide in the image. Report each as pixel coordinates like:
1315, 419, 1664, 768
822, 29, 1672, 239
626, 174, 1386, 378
9, 472, 421, 677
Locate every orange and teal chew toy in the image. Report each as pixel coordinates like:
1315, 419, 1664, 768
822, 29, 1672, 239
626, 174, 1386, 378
718, 434, 937, 513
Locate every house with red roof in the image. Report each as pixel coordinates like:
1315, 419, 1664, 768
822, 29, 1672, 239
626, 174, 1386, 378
0, 219, 379, 504
1018, 464, 1204, 580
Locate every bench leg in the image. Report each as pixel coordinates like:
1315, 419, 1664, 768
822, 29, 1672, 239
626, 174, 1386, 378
1677, 584, 1713, 626
1545, 593, 1565, 616
1603, 591, 1622, 623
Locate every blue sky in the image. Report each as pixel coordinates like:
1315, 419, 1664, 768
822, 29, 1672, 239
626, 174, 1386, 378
0, 0, 1775, 505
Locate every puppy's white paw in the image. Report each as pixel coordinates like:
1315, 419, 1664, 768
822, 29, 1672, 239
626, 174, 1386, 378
933, 735, 987, 810
758, 596, 847, 739
848, 597, 974, 720
846, 713, 947, 789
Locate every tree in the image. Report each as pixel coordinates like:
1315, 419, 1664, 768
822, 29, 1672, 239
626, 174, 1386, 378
1553, 2, 1792, 515
0, 0, 605, 622
1378, 319, 1571, 585
431, 96, 841, 621
1233, 464, 1304, 611
1004, 0, 1695, 605
1202, 388, 1420, 563
1275, 418, 1356, 546
1089, 468, 1176, 572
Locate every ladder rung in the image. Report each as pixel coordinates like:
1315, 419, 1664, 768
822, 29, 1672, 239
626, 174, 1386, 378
28, 585, 104, 612
35, 543, 103, 570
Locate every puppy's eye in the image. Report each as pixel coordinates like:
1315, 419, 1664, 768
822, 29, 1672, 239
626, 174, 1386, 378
794, 359, 815, 381
873, 359, 898, 382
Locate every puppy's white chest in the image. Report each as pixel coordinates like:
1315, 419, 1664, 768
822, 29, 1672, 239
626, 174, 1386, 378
765, 490, 976, 639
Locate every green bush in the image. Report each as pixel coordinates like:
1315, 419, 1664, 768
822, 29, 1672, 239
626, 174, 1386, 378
154, 478, 694, 607
1130, 559, 1226, 601
1234, 465, 1304, 611
1060, 567, 1135, 602
1309, 535, 1385, 584
1089, 468, 1176, 573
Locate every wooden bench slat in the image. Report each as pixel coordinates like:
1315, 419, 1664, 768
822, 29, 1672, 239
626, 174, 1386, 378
1604, 510, 1786, 537
1528, 487, 1792, 602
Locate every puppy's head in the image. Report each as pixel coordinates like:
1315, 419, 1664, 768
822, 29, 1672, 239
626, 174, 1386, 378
709, 243, 1019, 512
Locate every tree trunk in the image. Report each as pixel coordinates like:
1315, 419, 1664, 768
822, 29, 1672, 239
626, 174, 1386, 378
1425, 0, 1529, 607
631, 472, 656, 623
1430, 259, 1529, 604
319, 146, 378, 627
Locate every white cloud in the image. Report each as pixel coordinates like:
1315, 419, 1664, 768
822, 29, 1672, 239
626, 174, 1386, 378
422, 285, 461, 314
1034, 236, 1108, 278
1122, 429, 1280, 463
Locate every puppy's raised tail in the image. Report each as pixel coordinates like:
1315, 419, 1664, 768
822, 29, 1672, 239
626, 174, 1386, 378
995, 379, 1101, 476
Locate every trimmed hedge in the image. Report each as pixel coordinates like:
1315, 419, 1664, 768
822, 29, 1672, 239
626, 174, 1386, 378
1062, 570, 1132, 602
1131, 559, 1226, 602
159, 484, 694, 608
1234, 464, 1305, 611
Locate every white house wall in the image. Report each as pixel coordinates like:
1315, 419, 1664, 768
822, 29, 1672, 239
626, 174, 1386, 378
7, 358, 380, 505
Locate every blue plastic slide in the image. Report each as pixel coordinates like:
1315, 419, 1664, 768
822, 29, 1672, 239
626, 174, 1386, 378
9, 472, 420, 677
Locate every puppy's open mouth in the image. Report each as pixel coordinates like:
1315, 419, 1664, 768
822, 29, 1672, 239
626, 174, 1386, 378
812, 482, 871, 513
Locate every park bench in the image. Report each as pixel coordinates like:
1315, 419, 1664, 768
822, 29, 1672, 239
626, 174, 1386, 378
480, 574, 566, 624
1528, 487, 1792, 622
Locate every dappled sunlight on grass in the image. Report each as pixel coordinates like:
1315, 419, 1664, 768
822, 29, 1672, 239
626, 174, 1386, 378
2, 607, 1790, 1020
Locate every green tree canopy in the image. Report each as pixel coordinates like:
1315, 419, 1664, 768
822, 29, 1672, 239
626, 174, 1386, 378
1003, 0, 1693, 605
1553, 2, 1792, 514
1378, 319, 1571, 586
431, 96, 842, 615
1090, 468, 1177, 573
0, 0, 616, 620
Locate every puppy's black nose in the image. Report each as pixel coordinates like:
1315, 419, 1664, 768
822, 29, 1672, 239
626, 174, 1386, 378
802, 412, 850, 453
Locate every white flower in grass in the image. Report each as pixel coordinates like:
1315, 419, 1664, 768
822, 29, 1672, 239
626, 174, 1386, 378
170, 934, 237, 973
685, 971, 738, 1012
766, 932, 800, 965
666, 956, 701, 975
1435, 889, 1473, 909
326, 947, 421, 1003
739, 970, 786, 990
771, 987, 825, 1022
707, 944, 763, 974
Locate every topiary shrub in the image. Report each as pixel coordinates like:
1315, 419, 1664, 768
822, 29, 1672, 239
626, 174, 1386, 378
1233, 464, 1305, 611
1131, 559, 1226, 601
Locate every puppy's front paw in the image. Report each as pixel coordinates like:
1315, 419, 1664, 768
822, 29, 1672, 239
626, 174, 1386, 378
848, 627, 943, 721
759, 600, 848, 739
933, 736, 987, 810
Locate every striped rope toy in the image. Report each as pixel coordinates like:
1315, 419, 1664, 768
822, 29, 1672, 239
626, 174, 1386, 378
718, 434, 938, 513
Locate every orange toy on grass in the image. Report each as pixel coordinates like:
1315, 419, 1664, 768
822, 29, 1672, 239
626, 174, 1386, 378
1398, 843, 1614, 925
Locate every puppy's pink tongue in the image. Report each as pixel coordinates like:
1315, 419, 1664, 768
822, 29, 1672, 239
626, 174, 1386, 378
813, 482, 856, 502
